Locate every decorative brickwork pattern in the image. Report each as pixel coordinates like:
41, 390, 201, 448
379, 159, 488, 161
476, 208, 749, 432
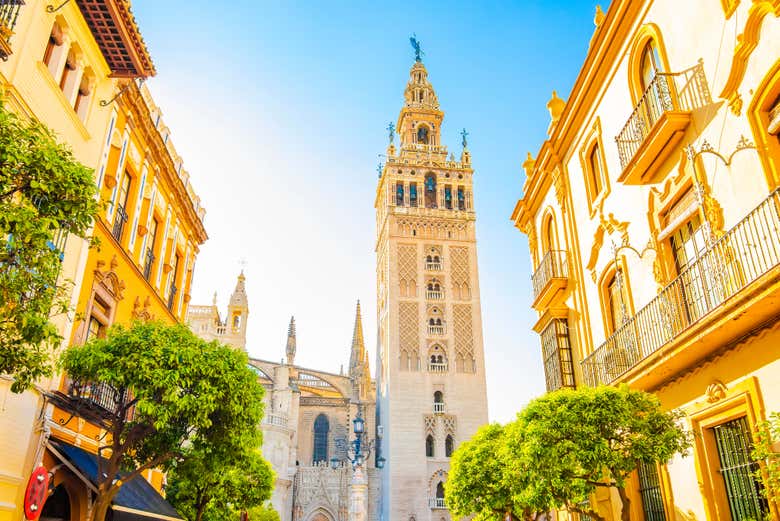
449, 246, 471, 300
442, 415, 457, 438
424, 415, 436, 436
398, 244, 418, 297
453, 304, 476, 373
399, 302, 420, 371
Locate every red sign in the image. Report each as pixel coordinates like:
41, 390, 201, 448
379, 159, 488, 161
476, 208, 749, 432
23, 466, 49, 520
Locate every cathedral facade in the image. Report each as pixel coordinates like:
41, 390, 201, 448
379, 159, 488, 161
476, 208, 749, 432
188, 276, 379, 521
374, 56, 489, 521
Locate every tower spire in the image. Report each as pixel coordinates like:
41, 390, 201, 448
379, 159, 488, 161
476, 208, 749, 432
350, 300, 367, 375
286, 316, 296, 366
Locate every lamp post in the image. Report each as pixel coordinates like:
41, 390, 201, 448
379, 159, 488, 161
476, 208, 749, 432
330, 409, 385, 521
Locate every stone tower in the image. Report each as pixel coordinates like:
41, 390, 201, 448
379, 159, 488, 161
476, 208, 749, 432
226, 271, 249, 350
375, 56, 488, 521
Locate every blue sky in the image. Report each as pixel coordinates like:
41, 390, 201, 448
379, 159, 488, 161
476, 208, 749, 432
132, 0, 603, 423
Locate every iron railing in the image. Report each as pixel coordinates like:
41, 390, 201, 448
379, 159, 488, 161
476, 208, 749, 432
428, 362, 447, 373
425, 262, 442, 271
426, 290, 443, 300
167, 283, 177, 311
428, 498, 446, 509
637, 461, 667, 521
427, 325, 445, 335
541, 318, 575, 392
0, 1, 23, 60
532, 250, 568, 300
583, 189, 780, 386
616, 62, 711, 170
263, 413, 289, 427
142, 248, 154, 281
111, 204, 128, 243
433, 402, 445, 414
68, 379, 128, 416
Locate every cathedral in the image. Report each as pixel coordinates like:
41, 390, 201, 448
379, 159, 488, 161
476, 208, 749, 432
188, 50, 488, 521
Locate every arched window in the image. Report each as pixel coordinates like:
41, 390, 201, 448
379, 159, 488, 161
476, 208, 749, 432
542, 215, 557, 254
417, 125, 429, 144
426, 435, 434, 457
434, 391, 443, 403
39, 484, 71, 519
445, 435, 454, 457
436, 481, 445, 499
424, 173, 437, 208
233, 314, 241, 330
640, 39, 663, 92
606, 272, 629, 333
588, 143, 603, 200
313, 414, 329, 463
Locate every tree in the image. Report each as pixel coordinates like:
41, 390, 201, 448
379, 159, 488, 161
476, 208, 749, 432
61, 321, 265, 521
515, 386, 690, 521
246, 502, 281, 521
753, 411, 780, 504
167, 443, 275, 521
447, 423, 551, 521
0, 102, 99, 392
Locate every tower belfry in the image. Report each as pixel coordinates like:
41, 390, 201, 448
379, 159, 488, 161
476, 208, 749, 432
375, 49, 488, 521
226, 271, 249, 350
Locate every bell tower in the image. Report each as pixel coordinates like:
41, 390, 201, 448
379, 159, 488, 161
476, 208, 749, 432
226, 271, 249, 350
375, 48, 489, 521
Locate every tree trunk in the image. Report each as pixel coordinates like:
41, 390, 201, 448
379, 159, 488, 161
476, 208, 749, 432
569, 505, 606, 521
196, 506, 205, 521
90, 495, 113, 521
617, 486, 631, 521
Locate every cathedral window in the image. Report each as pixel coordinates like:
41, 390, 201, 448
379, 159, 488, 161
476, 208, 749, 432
445, 435, 454, 457
426, 434, 434, 457
396, 182, 405, 206
410, 182, 418, 207
417, 125, 429, 144
457, 186, 465, 210
424, 173, 437, 208
313, 414, 329, 464
444, 186, 452, 209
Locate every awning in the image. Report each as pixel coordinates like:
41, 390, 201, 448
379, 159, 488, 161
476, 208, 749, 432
47, 440, 184, 521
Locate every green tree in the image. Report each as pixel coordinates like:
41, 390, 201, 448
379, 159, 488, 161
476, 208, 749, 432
753, 411, 780, 504
61, 321, 265, 521
246, 502, 281, 521
167, 443, 275, 521
447, 423, 551, 521
514, 386, 690, 521
0, 102, 99, 392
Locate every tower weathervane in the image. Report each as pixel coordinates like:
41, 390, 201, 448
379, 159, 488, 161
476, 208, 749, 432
461, 128, 469, 148
377, 161, 384, 179
387, 122, 395, 144
409, 34, 423, 62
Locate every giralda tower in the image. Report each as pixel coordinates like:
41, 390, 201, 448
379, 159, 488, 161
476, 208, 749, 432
374, 47, 489, 521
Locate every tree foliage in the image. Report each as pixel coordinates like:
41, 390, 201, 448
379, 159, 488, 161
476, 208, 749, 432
447, 423, 550, 521
61, 321, 266, 521
0, 102, 99, 391
446, 386, 690, 521
246, 502, 281, 521
753, 411, 780, 504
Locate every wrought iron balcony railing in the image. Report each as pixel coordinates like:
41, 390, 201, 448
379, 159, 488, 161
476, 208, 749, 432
66, 379, 129, 416
111, 204, 128, 243
142, 248, 155, 281
433, 402, 445, 414
583, 189, 780, 386
532, 250, 568, 301
0, 1, 23, 61
616, 62, 710, 172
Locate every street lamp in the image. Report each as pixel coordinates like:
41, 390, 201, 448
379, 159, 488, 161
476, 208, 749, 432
333, 409, 381, 469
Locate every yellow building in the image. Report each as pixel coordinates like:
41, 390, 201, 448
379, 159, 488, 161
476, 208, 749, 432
511, 1, 780, 520
0, 2, 206, 519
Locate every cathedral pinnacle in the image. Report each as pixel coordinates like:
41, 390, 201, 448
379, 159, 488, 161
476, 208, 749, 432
286, 316, 296, 366
349, 300, 369, 379
229, 270, 248, 308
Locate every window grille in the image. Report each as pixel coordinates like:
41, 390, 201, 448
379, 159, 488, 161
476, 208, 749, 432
712, 416, 769, 520
637, 461, 667, 521
540, 319, 575, 391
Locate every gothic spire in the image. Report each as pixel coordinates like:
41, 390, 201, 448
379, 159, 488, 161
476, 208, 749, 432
349, 300, 370, 381
229, 270, 248, 308
286, 316, 296, 366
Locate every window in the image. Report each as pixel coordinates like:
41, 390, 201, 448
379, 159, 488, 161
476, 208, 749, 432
711, 417, 769, 519
444, 186, 452, 209
637, 461, 667, 521
85, 294, 111, 342
143, 219, 158, 281
435, 482, 444, 500
168, 254, 180, 312
410, 182, 418, 207
606, 272, 629, 333
640, 40, 663, 92
445, 435, 454, 457
396, 182, 404, 206
43, 23, 64, 73
112, 173, 131, 243
541, 319, 575, 391
426, 435, 434, 457
59, 49, 77, 94
74, 72, 93, 121
313, 414, 329, 464
417, 125, 429, 144
424, 173, 437, 208
587, 144, 603, 200
457, 187, 465, 211
669, 214, 717, 321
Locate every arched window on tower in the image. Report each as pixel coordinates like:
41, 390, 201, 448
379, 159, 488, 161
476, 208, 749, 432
424, 173, 437, 208
417, 125, 429, 144
313, 414, 329, 464
445, 435, 454, 457
426, 434, 434, 457
436, 482, 445, 500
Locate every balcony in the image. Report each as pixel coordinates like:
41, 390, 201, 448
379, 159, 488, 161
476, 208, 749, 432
616, 62, 711, 184
426, 290, 443, 300
263, 413, 289, 428
427, 325, 445, 336
429, 498, 446, 509
111, 204, 128, 243
167, 283, 177, 311
49, 379, 132, 429
531, 250, 569, 310
428, 362, 447, 373
0, 1, 23, 60
433, 402, 445, 414
582, 189, 780, 388
425, 262, 442, 271
142, 248, 155, 281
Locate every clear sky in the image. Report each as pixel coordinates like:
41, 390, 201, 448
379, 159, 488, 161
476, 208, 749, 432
131, 0, 604, 424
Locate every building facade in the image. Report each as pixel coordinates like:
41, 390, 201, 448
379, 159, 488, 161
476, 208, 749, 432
374, 57, 489, 521
188, 278, 379, 521
511, 1, 780, 520
0, 2, 206, 519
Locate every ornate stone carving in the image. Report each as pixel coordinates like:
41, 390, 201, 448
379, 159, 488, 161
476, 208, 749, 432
399, 302, 420, 370
131, 295, 154, 321
585, 202, 630, 282
453, 304, 475, 372
94, 255, 125, 300
705, 380, 728, 403
449, 246, 470, 299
